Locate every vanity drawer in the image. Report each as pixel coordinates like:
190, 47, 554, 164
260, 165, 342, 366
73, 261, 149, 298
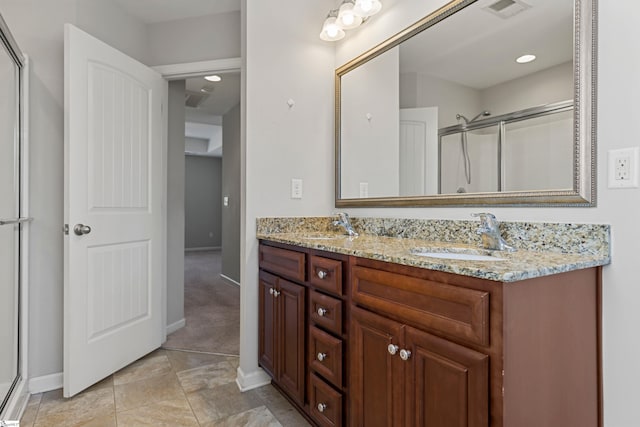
310, 291, 343, 334
309, 326, 343, 387
352, 266, 490, 347
310, 373, 343, 427
259, 244, 305, 282
310, 255, 343, 295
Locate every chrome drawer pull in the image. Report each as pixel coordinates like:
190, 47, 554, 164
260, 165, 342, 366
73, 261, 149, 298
317, 270, 328, 279
317, 307, 328, 317
387, 344, 399, 355
269, 288, 274, 295
317, 403, 327, 413
317, 352, 327, 362
273, 290, 280, 297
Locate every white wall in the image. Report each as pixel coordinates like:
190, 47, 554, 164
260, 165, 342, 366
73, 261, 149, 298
241, 0, 335, 388
335, 1, 640, 425
341, 47, 399, 198
146, 11, 241, 66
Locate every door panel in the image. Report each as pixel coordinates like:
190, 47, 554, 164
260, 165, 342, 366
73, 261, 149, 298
258, 271, 277, 378
350, 307, 404, 427
278, 279, 306, 404
64, 24, 166, 397
405, 326, 488, 427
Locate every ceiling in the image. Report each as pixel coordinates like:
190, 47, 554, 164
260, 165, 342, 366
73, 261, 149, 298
399, 0, 573, 90
113, 0, 240, 23
185, 72, 241, 117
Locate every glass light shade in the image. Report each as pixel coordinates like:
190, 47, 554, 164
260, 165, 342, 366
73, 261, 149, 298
320, 16, 345, 41
338, 1, 363, 30
353, 0, 382, 17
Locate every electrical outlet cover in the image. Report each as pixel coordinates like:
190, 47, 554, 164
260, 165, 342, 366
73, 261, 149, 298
608, 147, 639, 188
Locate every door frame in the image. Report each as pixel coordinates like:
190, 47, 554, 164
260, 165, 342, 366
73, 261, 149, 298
152, 57, 241, 342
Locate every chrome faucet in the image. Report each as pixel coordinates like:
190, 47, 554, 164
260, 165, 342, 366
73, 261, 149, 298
333, 212, 358, 237
472, 213, 515, 252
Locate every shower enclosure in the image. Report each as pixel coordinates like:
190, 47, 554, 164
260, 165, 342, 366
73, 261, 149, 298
0, 13, 29, 419
438, 101, 574, 195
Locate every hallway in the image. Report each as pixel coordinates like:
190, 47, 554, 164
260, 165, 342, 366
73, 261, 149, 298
164, 250, 239, 355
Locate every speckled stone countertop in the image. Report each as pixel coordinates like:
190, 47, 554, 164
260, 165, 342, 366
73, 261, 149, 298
256, 217, 611, 283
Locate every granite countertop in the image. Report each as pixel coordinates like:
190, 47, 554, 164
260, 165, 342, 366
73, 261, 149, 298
256, 217, 611, 283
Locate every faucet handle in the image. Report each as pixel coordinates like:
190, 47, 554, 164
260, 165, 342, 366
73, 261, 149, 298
471, 212, 498, 228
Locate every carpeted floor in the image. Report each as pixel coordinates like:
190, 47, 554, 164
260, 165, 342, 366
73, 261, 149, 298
163, 250, 240, 355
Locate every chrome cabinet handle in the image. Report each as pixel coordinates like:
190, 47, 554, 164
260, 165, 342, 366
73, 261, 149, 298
0, 217, 32, 226
272, 290, 280, 297
317, 307, 328, 317
269, 288, 274, 295
317, 270, 328, 279
317, 352, 327, 362
387, 344, 399, 355
73, 224, 92, 236
317, 403, 327, 413
399, 349, 412, 361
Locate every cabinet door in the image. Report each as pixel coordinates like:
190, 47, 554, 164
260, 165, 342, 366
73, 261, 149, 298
278, 279, 306, 404
350, 307, 405, 427
404, 326, 488, 427
258, 271, 278, 378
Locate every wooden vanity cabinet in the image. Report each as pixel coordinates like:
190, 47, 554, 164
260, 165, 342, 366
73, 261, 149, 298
258, 270, 306, 405
259, 242, 351, 426
259, 241, 602, 427
349, 257, 601, 427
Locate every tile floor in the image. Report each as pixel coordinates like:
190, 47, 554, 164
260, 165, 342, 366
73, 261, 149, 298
20, 349, 311, 427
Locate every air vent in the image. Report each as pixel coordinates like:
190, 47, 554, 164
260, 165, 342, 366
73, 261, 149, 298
483, 0, 530, 19
185, 90, 209, 108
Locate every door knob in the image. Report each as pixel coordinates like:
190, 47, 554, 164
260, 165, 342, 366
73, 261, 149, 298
73, 224, 92, 236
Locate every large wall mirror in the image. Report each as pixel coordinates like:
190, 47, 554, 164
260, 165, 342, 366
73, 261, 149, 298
335, 0, 596, 207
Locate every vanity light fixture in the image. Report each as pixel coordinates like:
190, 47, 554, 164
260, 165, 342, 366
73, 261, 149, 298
353, 0, 382, 17
515, 54, 536, 64
338, 0, 363, 29
204, 75, 222, 82
320, 9, 346, 41
320, 0, 382, 41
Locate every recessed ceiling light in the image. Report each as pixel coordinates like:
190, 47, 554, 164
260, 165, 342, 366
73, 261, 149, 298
204, 75, 222, 82
516, 54, 536, 64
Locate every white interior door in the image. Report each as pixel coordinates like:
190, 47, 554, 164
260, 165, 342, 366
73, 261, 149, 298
64, 24, 166, 397
399, 108, 438, 195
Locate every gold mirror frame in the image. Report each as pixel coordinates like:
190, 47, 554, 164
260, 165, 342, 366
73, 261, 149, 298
335, 0, 597, 207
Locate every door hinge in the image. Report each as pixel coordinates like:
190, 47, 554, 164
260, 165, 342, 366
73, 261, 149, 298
63, 224, 69, 235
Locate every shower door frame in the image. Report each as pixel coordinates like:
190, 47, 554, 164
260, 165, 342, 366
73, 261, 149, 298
437, 100, 574, 194
0, 14, 30, 420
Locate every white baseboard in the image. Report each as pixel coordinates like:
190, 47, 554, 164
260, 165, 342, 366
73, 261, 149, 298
220, 274, 240, 287
235, 367, 271, 392
29, 372, 63, 394
185, 246, 221, 252
166, 318, 186, 335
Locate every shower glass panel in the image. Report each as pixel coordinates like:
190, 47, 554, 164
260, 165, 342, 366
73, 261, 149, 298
502, 111, 574, 192
0, 29, 20, 412
439, 125, 500, 194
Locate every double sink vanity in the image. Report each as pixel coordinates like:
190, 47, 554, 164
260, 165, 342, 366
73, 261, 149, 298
257, 215, 610, 427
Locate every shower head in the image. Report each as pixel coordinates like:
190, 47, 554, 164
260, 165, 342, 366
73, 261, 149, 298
456, 111, 490, 124
471, 110, 491, 122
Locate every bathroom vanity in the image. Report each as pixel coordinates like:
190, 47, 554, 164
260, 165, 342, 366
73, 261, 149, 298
257, 217, 609, 427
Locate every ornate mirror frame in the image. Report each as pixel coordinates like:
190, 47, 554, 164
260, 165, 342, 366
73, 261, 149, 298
335, 0, 597, 207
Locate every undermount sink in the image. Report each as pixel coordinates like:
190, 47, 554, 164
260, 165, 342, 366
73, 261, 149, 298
410, 246, 505, 262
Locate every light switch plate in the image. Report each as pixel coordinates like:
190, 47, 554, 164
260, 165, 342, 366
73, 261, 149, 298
223, 196, 229, 206
291, 178, 303, 199
608, 147, 639, 188
359, 182, 369, 198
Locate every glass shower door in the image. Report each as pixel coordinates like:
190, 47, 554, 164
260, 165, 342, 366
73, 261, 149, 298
0, 28, 20, 412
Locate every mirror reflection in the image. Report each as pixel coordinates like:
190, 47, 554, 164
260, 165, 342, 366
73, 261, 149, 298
338, 0, 589, 204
